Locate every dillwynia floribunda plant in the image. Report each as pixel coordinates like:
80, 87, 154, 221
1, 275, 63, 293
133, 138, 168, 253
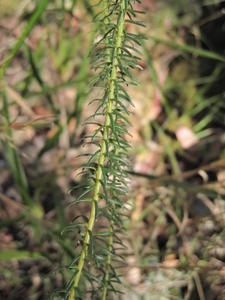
65, 0, 144, 299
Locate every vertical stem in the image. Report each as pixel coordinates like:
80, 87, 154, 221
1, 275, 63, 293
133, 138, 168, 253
102, 222, 114, 300
0, 0, 50, 75
67, 1, 127, 299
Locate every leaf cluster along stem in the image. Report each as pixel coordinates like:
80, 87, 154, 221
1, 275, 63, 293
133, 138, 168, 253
67, 1, 127, 299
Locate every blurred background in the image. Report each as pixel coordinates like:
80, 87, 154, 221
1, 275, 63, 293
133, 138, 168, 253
0, 0, 225, 299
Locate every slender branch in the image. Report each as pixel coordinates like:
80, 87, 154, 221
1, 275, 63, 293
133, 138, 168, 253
102, 223, 114, 300
0, 0, 50, 75
102, 1, 119, 297
67, 1, 127, 299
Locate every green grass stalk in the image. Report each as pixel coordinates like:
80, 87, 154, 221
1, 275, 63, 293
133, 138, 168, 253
0, 0, 50, 75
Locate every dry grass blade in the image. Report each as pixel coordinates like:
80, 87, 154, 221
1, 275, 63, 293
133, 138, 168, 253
6, 85, 35, 117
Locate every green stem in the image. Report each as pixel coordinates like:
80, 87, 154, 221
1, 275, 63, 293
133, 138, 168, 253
149, 35, 225, 63
67, 1, 127, 299
1, 79, 31, 205
0, 0, 50, 75
102, 1, 116, 298
102, 222, 114, 300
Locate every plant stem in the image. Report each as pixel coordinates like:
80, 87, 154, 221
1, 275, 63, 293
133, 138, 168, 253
67, 1, 127, 299
102, 1, 116, 298
0, 0, 50, 75
102, 222, 114, 300
149, 35, 225, 63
